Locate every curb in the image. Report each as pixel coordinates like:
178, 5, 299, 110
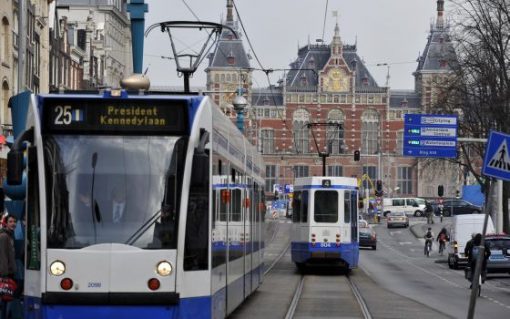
410, 223, 424, 239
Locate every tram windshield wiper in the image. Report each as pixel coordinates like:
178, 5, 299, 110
124, 209, 161, 246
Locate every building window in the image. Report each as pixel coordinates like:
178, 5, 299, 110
293, 109, 310, 154
397, 166, 413, 195
327, 109, 344, 154
2, 80, 10, 125
294, 166, 309, 178
265, 165, 276, 193
361, 109, 380, 154
259, 129, 274, 154
327, 165, 343, 177
1, 17, 10, 64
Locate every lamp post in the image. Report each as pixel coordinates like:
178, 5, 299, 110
232, 89, 247, 133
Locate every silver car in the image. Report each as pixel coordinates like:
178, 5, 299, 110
485, 234, 510, 274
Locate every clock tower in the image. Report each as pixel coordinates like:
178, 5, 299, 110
320, 22, 352, 92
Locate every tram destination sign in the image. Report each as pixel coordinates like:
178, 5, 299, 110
403, 114, 458, 158
42, 97, 188, 134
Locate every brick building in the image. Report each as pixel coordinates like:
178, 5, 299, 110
207, 0, 457, 198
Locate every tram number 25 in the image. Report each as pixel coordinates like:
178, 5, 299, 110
319, 242, 331, 248
54, 105, 75, 125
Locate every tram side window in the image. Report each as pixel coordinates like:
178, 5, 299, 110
292, 191, 301, 223
184, 148, 210, 271
230, 189, 242, 222
219, 190, 229, 221
344, 191, 351, 224
26, 146, 41, 270
302, 191, 309, 223
314, 191, 338, 223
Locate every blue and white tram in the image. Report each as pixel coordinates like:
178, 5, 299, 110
6, 88, 265, 319
290, 176, 359, 270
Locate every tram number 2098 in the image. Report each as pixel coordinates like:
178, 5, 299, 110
88, 282, 102, 288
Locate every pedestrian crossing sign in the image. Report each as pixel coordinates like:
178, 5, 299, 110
483, 131, 510, 181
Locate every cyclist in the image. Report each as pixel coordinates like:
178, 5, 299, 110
424, 227, 434, 255
466, 233, 491, 288
436, 227, 449, 255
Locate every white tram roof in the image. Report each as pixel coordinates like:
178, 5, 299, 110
294, 176, 358, 188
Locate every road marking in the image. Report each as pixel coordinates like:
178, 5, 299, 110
389, 230, 402, 236
378, 239, 510, 309
399, 242, 413, 245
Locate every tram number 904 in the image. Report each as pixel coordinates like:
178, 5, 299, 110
319, 242, 331, 248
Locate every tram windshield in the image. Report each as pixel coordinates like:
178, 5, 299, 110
43, 135, 187, 249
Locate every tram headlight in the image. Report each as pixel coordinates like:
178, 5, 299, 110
156, 261, 173, 276
50, 261, 66, 276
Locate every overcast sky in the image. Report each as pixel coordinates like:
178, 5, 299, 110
143, 0, 442, 90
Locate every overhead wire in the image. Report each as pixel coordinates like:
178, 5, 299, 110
231, 0, 293, 143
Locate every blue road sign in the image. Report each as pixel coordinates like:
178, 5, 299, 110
403, 114, 458, 158
482, 131, 510, 181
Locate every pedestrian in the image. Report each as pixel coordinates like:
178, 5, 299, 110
464, 232, 477, 260
0, 214, 17, 319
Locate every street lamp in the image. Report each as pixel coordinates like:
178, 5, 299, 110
233, 91, 248, 133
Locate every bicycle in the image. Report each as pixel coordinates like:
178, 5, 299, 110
424, 239, 432, 257
438, 239, 446, 255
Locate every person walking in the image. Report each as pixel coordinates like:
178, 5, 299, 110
0, 214, 17, 319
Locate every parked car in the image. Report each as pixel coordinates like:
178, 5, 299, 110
439, 199, 482, 216
359, 220, 377, 250
386, 211, 409, 228
485, 234, 510, 274
383, 197, 427, 217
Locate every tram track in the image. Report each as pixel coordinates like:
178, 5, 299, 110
283, 272, 373, 319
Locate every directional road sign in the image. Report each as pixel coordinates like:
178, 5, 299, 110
482, 130, 510, 181
403, 114, 458, 158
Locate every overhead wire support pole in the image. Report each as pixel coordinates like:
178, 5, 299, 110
307, 122, 342, 177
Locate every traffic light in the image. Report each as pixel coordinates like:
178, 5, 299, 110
456, 190, 460, 198
437, 185, 444, 197
354, 150, 360, 161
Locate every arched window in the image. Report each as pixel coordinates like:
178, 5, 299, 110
361, 109, 379, 154
293, 109, 310, 154
1, 17, 10, 63
327, 109, 345, 154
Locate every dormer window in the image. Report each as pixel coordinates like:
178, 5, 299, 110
227, 51, 235, 65
362, 74, 369, 86
439, 59, 448, 68
400, 98, 408, 107
439, 36, 444, 43
308, 57, 315, 68
263, 97, 270, 106
300, 73, 308, 86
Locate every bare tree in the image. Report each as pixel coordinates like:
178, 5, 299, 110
437, 0, 510, 231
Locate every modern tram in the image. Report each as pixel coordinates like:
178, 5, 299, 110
290, 176, 359, 270
5, 87, 265, 319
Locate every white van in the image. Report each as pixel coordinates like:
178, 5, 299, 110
383, 197, 427, 217
447, 214, 495, 269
